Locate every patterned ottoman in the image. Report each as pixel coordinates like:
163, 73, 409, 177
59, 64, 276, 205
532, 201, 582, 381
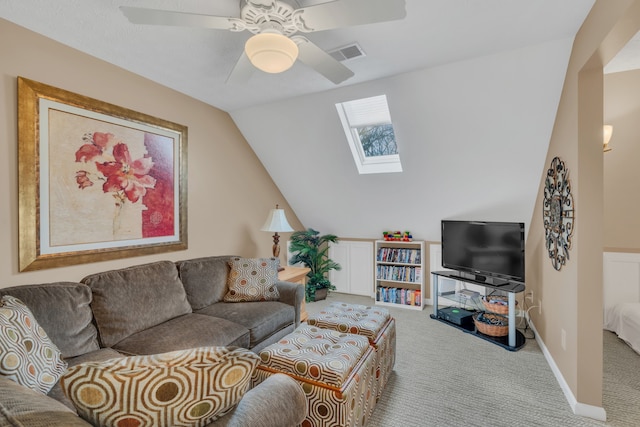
253, 324, 377, 427
307, 302, 396, 400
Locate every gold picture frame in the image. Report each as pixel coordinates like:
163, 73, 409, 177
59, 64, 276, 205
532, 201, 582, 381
18, 77, 188, 271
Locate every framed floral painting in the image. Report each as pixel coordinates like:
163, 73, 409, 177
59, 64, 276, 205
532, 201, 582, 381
18, 77, 188, 271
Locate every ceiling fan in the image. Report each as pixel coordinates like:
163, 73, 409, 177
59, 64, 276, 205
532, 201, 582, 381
120, 0, 406, 85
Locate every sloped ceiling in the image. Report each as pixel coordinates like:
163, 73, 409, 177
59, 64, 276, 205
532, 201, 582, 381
231, 37, 576, 240
605, 30, 640, 74
0, 0, 599, 241
1, 0, 593, 112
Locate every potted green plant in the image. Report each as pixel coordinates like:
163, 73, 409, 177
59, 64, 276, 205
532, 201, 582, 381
288, 228, 341, 302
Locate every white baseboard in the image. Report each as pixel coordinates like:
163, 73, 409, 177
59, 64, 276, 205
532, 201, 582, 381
527, 316, 607, 421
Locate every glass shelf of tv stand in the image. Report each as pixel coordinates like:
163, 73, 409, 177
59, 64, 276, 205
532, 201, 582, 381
437, 292, 484, 312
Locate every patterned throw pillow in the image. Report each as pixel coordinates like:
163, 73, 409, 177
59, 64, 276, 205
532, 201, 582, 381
223, 257, 280, 302
0, 295, 68, 394
61, 347, 260, 427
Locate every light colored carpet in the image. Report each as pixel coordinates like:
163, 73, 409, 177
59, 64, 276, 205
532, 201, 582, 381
305, 292, 640, 427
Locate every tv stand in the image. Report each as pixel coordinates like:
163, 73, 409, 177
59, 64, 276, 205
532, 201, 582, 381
431, 270, 526, 350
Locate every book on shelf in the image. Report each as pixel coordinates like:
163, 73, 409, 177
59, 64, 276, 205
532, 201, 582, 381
377, 286, 422, 306
377, 265, 421, 282
377, 247, 422, 265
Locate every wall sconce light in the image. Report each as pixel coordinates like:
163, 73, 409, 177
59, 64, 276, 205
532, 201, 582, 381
245, 30, 299, 74
603, 125, 613, 152
261, 204, 294, 264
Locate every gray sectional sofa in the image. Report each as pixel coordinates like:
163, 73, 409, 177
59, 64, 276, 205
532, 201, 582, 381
0, 255, 307, 427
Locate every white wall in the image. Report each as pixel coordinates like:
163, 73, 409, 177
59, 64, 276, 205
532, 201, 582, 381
603, 252, 640, 310
231, 37, 573, 241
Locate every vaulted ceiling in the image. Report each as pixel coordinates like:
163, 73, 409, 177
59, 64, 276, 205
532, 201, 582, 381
1, 0, 596, 112
3, 0, 617, 241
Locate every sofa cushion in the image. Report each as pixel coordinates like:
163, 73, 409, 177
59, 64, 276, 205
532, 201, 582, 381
176, 255, 235, 310
112, 313, 251, 356
82, 260, 192, 348
60, 347, 260, 427
0, 375, 91, 426
0, 282, 99, 358
0, 296, 67, 394
224, 257, 280, 302
196, 301, 294, 349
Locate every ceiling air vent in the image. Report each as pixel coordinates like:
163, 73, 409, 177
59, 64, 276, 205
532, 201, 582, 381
329, 43, 366, 62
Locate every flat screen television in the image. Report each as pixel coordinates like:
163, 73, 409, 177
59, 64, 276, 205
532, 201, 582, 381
441, 220, 525, 284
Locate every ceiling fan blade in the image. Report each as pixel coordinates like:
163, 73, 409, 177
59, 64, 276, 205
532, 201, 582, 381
293, 36, 354, 84
226, 52, 255, 84
120, 6, 242, 31
294, 0, 406, 32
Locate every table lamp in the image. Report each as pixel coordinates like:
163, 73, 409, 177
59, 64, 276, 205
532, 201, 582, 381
261, 204, 294, 267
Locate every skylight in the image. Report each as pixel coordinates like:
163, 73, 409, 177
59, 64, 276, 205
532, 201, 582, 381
336, 94, 402, 174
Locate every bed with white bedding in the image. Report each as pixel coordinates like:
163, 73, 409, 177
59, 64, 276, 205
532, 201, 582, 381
604, 303, 640, 355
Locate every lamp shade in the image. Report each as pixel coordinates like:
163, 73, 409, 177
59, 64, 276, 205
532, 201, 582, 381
261, 207, 294, 232
603, 125, 613, 152
245, 32, 299, 74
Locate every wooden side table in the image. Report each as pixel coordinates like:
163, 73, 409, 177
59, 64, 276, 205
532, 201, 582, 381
278, 266, 311, 322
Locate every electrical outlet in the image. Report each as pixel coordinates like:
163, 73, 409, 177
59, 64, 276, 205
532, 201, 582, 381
561, 329, 567, 350
538, 299, 542, 315
525, 291, 534, 302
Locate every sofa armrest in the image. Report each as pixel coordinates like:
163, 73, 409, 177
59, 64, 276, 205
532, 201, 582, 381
209, 373, 306, 427
0, 376, 91, 426
275, 280, 305, 326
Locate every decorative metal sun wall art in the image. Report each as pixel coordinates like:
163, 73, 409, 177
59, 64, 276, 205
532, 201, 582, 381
543, 156, 575, 271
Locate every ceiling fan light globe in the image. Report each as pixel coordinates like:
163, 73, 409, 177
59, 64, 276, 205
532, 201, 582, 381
245, 33, 298, 73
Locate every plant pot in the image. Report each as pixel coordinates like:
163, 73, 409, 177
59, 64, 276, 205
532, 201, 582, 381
313, 288, 328, 301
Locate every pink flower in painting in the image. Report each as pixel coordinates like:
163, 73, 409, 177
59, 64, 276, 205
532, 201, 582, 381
75, 170, 93, 189
96, 143, 156, 203
75, 132, 117, 162
74, 132, 156, 205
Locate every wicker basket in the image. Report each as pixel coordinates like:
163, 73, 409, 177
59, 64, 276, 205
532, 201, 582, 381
473, 312, 509, 337
481, 295, 516, 315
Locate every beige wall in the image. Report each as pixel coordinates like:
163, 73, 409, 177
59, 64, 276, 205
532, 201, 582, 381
0, 18, 302, 287
604, 69, 640, 251
526, 0, 640, 411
